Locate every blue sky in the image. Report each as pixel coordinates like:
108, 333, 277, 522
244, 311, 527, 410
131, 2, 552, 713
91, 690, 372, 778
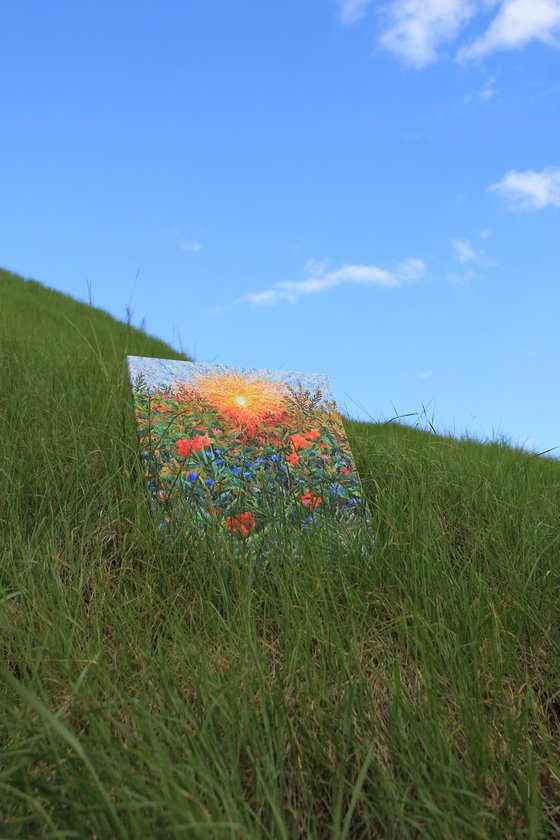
1, 0, 559, 454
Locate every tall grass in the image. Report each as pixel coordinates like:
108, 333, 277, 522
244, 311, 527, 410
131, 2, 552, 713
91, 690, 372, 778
1, 267, 559, 838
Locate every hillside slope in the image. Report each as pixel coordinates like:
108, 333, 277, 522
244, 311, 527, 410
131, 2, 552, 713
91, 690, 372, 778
1, 268, 559, 838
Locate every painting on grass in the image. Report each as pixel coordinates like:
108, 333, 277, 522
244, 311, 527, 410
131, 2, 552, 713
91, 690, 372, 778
127, 356, 372, 547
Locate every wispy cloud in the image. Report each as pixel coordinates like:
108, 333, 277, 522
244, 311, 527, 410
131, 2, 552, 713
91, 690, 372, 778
378, 0, 477, 67
174, 228, 202, 253
459, 0, 560, 61
337, 0, 373, 24
241, 256, 426, 307
453, 238, 478, 263
462, 74, 498, 107
417, 370, 435, 380
449, 234, 497, 285
489, 167, 560, 209
479, 74, 497, 100
452, 237, 497, 264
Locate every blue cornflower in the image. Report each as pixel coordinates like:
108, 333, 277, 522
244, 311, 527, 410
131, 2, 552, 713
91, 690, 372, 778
243, 471, 251, 478
188, 472, 198, 483
270, 454, 279, 463
231, 466, 240, 475
245, 461, 252, 469
214, 458, 223, 465
205, 479, 214, 488
330, 483, 344, 496
309, 450, 317, 457
279, 465, 287, 471
255, 457, 264, 465
214, 449, 223, 454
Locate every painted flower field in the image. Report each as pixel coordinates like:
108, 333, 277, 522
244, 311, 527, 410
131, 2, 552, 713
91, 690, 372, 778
128, 359, 371, 548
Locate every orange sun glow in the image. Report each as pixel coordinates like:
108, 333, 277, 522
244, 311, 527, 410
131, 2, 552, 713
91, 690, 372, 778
192, 371, 287, 433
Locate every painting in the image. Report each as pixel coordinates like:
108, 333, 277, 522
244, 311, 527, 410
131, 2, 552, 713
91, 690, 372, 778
127, 356, 372, 551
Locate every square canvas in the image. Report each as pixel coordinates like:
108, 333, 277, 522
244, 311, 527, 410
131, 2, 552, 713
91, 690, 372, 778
127, 356, 372, 548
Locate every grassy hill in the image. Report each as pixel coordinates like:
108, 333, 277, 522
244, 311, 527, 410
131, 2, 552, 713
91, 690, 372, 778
1, 267, 559, 838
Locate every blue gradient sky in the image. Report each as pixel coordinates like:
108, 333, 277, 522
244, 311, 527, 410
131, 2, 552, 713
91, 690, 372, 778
1, 1, 559, 454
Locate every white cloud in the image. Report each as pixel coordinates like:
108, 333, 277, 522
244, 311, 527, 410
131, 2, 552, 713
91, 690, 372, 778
242, 256, 426, 306
452, 237, 498, 267
418, 370, 435, 380
349, 0, 560, 65
378, 0, 476, 67
395, 256, 427, 280
462, 74, 497, 107
479, 74, 497, 100
453, 238, 478, 263
489, 168, 560, 209
460, 0, 560, 60
338, 0, 373, 24
179, 240, 202, 253
174, 228, 202, 253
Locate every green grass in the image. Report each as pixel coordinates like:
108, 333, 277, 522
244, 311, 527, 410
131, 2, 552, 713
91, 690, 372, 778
1, 266, 559, 838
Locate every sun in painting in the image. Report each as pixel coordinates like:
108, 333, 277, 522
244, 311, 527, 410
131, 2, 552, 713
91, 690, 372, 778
192, 370, 288, 434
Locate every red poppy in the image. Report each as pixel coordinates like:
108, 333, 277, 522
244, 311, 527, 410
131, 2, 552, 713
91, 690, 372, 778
285, 452, 299, 466
155, 406, 164, 412
225, 511, 256, 538
289, 433, 311, 451
305, 429, 320, 440
176, 437, 202, 457
340, 467, 350, 475
196, 424, 207, 430
301, 490, 322, 510
176, 432, 213, 457
162, 394, 170, 399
